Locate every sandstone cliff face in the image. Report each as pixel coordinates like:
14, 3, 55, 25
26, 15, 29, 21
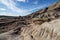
0, 2, 60, 40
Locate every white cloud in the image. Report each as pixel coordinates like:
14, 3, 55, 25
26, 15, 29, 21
17, 0, 28, 2
0, 12, 19, 16
17, 0, 26, 2
0, 0, 28, 16
0, 12, 12, 16
0, 8, 6, 11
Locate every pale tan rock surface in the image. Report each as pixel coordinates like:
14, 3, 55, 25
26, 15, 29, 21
0, 19, 60, 40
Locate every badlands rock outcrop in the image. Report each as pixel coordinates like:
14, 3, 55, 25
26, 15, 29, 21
0, 2, 60, 40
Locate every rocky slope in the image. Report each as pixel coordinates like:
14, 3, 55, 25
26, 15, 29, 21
0, 2, 60, 40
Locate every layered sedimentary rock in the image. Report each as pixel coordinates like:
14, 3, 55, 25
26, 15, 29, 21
0, 2, 60, 40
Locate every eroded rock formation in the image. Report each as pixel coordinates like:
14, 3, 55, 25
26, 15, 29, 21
0, 2, 60, 40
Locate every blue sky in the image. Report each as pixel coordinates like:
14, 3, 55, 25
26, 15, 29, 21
0, 0, 58, 16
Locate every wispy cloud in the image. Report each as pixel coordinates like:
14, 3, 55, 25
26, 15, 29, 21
0, 0, 28, 15
17, 0, 26, 2
0, 12, 19, 16
0, 8, 6, 11
17, 0, 28, 2
0, 12, 12, 16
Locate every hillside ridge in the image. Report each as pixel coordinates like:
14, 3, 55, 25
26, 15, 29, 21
0, 2, 60, 40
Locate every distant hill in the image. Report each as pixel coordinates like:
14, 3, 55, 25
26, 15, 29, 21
0, 15, 19, 19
